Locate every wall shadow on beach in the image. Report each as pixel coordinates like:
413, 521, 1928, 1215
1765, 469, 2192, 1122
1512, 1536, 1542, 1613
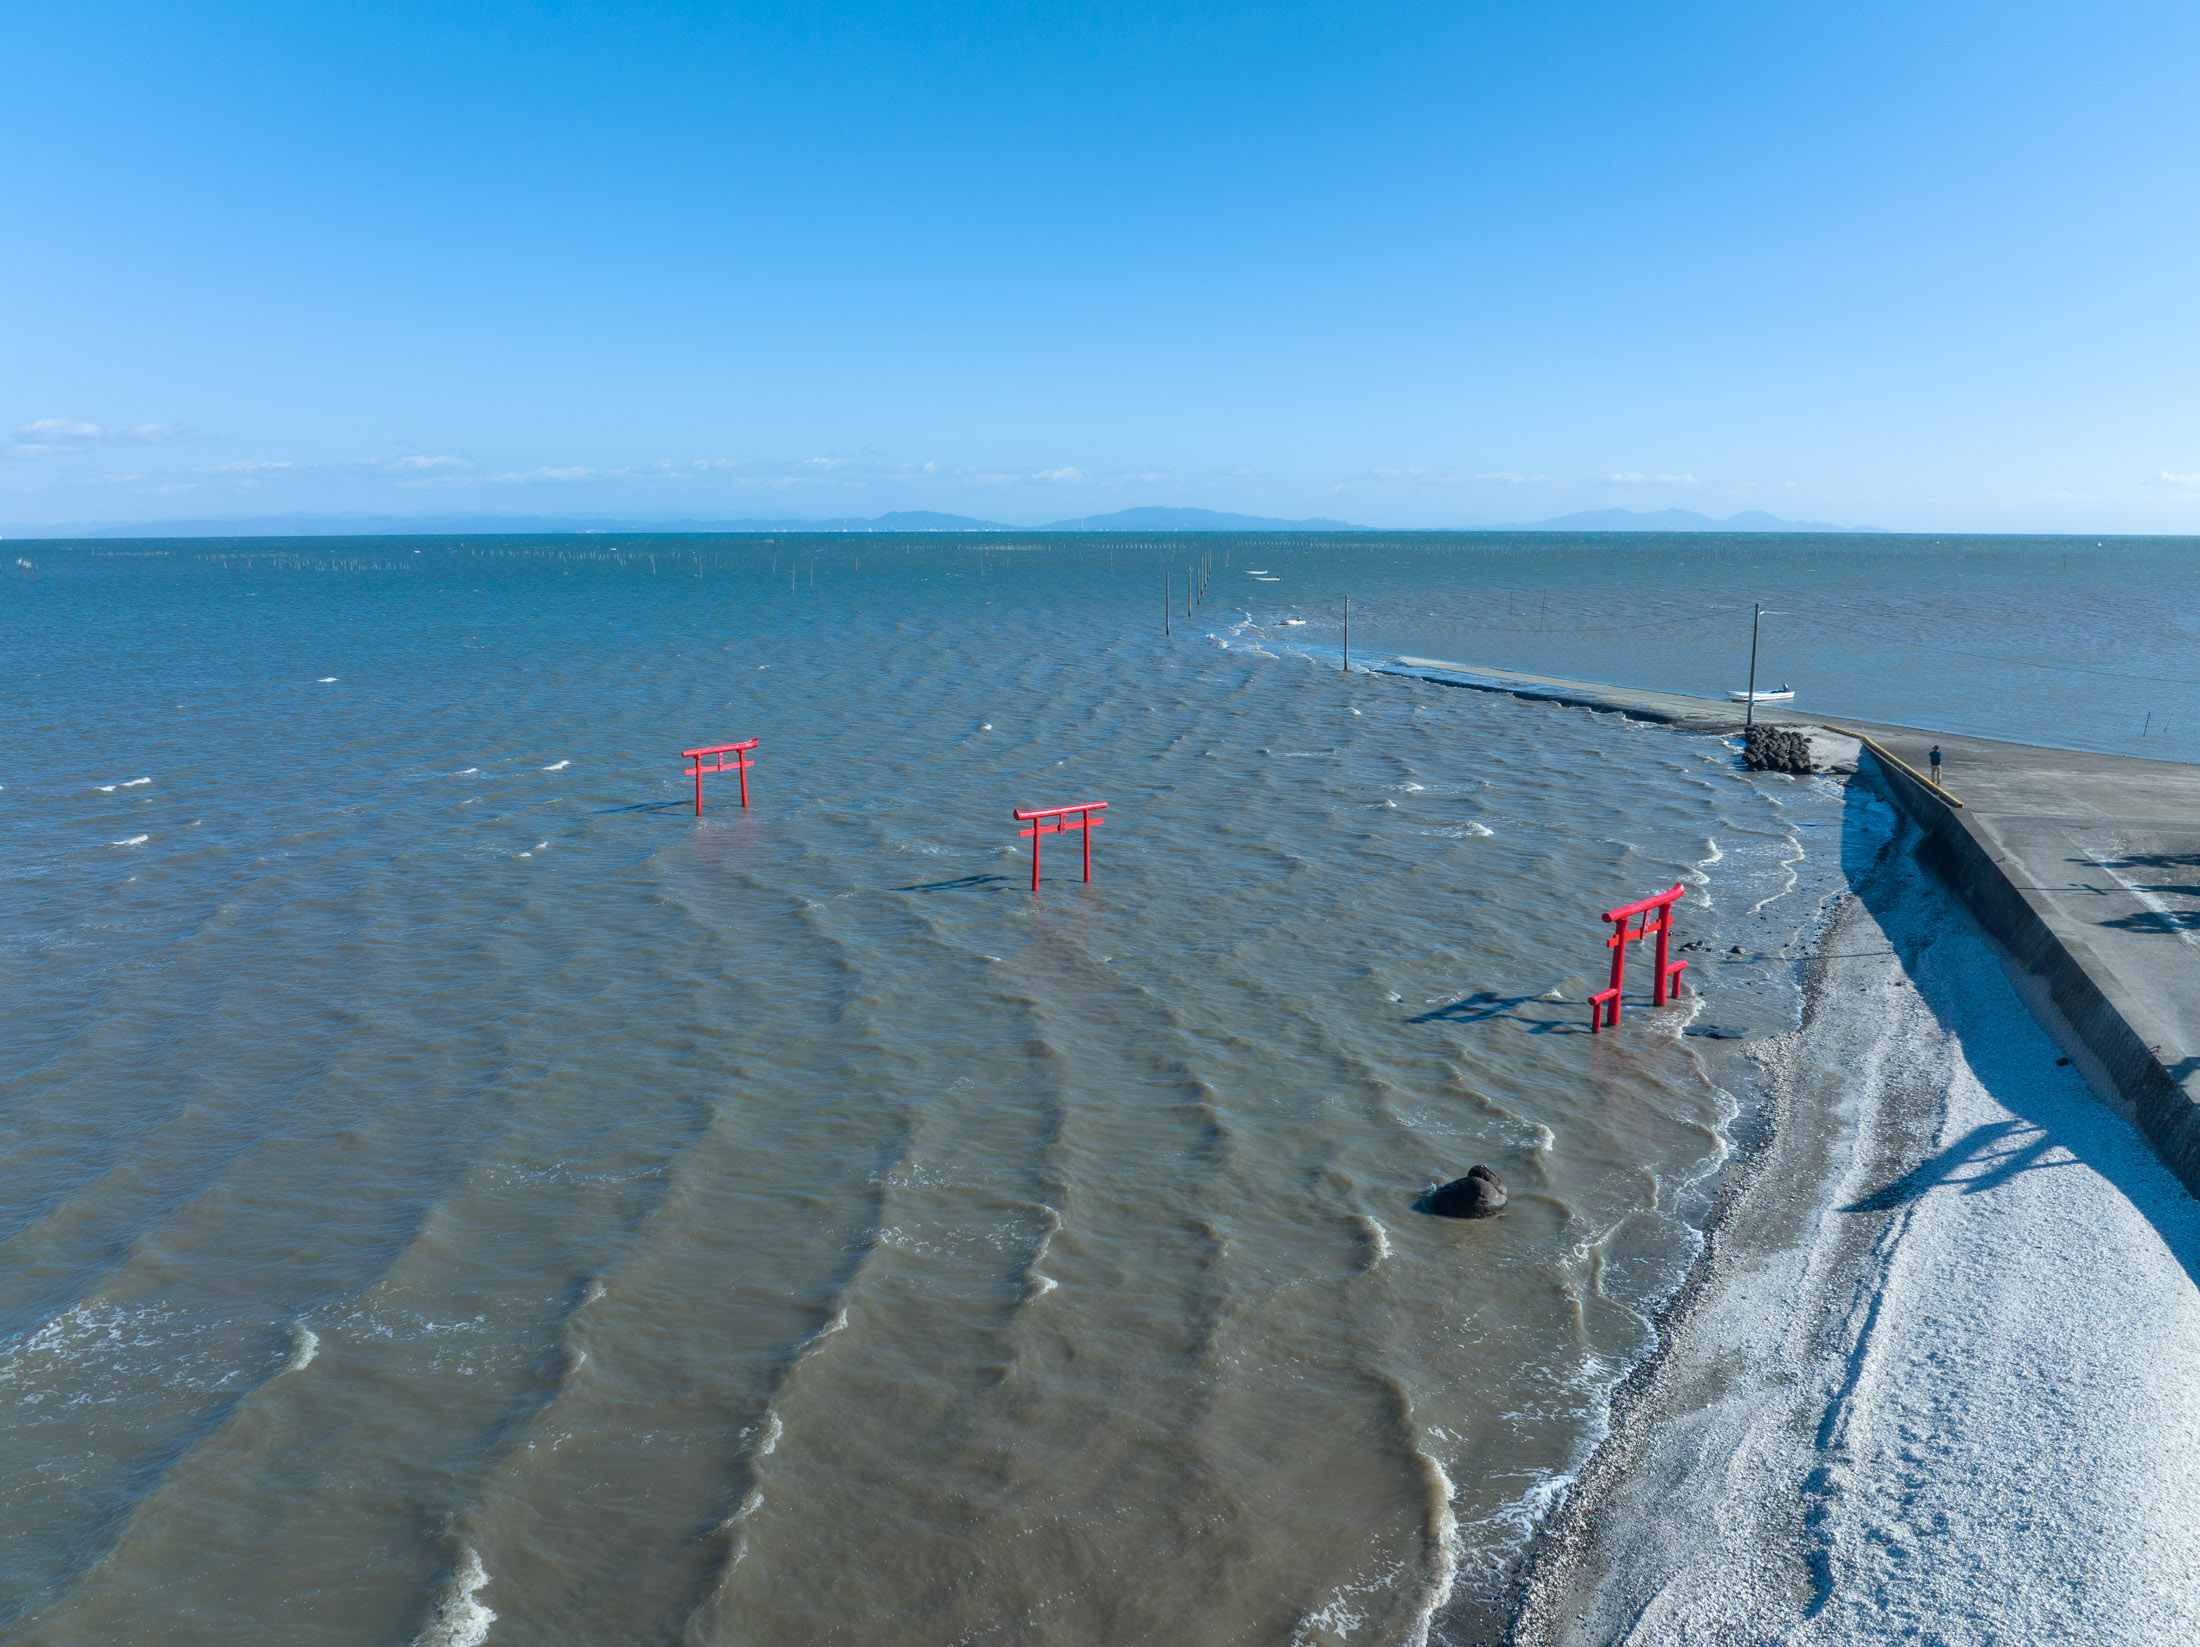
1836, 779, 2200, 1291
1839, 1118, 2075, 1212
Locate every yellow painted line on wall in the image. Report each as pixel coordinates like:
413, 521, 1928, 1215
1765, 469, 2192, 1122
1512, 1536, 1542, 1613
1824, 722, 1965, 809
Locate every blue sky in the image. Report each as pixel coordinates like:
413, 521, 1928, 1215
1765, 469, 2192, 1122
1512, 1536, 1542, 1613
5, 0, 2197, 532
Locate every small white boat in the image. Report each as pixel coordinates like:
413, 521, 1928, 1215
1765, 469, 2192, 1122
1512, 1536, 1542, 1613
1279, 618, 1307, 626
1729, 685, 1795, 703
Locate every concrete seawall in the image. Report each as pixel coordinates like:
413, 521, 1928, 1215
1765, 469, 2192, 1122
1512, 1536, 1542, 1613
1375, 655, 2200, 1201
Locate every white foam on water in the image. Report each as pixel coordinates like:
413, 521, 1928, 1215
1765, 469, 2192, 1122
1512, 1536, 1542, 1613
753, 1411, 783, 1457
282, 1324, 319, 1374
1404, 1452, 1462, 1647
541, 760, 569, 771
1746, 830, 1805, 914
1289, 1559, 1407, 1645
110, 835, 149, 847
1357, 1213, 1393, 1266
795, 1307, 850, 1364
1463, 820, 1494, 836
1029, 1274, 1059, 1297
317, 677, 338, 683
1281, 617, 1307, 625
713, 1485, 769, 1561
581, 1278, 606, 1305
454, 768, 479, 775
410, 1546, 495, 1647
96, 778, 151, 792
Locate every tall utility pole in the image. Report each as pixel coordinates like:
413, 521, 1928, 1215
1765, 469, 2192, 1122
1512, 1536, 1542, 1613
1744, 602, 1762, 729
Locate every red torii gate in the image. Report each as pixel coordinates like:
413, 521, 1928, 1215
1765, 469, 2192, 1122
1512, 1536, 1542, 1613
682, 739, 756, 814
1013, 801, 1106, 891
1590, 883, 1688, 1031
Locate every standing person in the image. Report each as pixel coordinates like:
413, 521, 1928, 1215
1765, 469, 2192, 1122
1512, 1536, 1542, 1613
1928, 745, 1943, 787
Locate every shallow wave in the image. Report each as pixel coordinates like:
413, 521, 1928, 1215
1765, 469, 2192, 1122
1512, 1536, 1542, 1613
410, 1547, 495, 1647
281, 1324, 318, 1375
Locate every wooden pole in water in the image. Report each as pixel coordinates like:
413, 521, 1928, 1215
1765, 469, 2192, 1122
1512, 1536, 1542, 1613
1165, 574, 1171, 636
1343, 596, 1350, 672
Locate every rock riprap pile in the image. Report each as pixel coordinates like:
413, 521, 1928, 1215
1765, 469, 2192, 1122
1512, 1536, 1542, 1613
1744, 724, 1816, 773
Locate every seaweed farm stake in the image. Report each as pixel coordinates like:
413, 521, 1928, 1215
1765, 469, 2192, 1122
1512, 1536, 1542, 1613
1014, 801, 1108, 892
682, 739, 758, 814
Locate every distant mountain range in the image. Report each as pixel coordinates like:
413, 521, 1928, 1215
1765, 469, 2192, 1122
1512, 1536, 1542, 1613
2, 505, 1361, 538
4, 503, 1884, 538
1038, 507, 1362, 532
1490, 507, 1887, 533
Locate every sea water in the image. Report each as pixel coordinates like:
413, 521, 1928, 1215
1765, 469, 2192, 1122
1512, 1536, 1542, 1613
1, 531, 2180, 1645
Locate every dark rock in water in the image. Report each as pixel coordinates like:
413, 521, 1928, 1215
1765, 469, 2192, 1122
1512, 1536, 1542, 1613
1426, 1166, 1508, 1219
1743, 724, 1814, 774
1685, 1025, 1749, 1039
1728, 946, 1745, 955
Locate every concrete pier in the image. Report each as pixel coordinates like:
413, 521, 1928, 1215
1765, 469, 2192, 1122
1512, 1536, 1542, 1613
1378, 655, 2200, 1199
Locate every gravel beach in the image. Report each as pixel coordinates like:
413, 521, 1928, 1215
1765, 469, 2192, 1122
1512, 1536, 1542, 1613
1510, 793, 2200, 1645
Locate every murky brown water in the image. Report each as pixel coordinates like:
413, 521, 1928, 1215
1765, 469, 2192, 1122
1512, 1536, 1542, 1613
0, 538, 1853, 1644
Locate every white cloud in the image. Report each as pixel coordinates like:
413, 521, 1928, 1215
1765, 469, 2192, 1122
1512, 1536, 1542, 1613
1604, 471, 1698, 486
486, 466, 596, 483
201, 459, 294, 474
384, 454, 471, 471
11, 417, 182, 455
2152, 471, 2200, 487
1477, 471, 1560, 484
1033, 467, 1084, 483
18, 418, 105, 442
